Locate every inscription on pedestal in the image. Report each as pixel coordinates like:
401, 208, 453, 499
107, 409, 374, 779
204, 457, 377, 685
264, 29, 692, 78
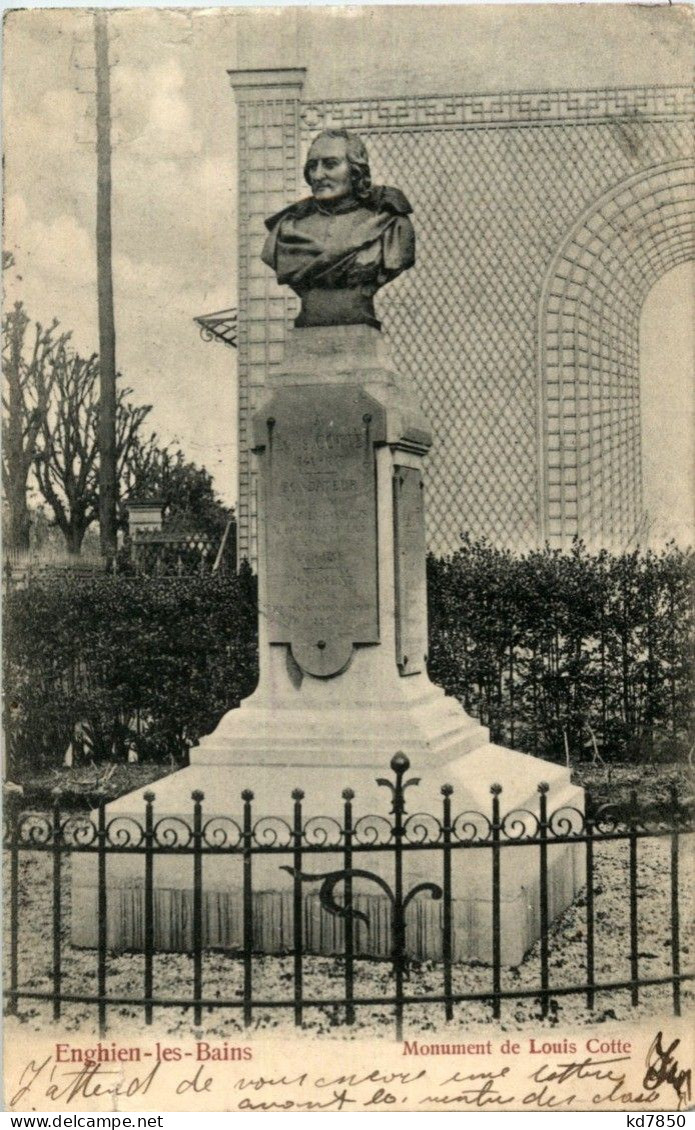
393, 466, 428, 675
255, 385, 386, 677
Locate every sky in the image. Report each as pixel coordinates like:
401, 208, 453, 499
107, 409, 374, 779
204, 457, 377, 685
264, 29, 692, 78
3, 3, 694, 534
3, 8, 242, 503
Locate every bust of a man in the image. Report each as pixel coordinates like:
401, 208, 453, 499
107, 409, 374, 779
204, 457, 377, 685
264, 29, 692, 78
261, 129, 415, 330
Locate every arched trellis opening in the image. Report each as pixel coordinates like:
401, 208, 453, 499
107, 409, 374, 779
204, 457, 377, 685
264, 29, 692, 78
538, 159, 695, 550
640, 264, 694, 545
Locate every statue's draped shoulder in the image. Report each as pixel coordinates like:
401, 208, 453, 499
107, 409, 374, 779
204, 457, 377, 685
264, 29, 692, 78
263, 185, 413, 234
261, 185, 415, 297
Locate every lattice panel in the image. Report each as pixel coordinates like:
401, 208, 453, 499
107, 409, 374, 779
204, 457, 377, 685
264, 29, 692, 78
304, 113, 693, 554
234, 78, 303, 566
313, 116, 693, 554
543, 160, 695, 549
231, 82, 694, 561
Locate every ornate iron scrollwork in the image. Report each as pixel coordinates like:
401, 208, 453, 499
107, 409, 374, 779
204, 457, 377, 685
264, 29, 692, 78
281, 753, 443, 979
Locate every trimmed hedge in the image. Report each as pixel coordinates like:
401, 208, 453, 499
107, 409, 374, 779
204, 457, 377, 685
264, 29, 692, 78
4, 542, 693, 776
428, 539, 694, 762
4, 565, 258, 775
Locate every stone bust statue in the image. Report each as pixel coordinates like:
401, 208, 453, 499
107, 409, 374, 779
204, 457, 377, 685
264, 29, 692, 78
261, 129, 415, 330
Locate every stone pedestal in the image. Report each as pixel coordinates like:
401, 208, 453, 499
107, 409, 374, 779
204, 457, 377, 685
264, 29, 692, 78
191, 325, 490, 766
72, 327, 584, 966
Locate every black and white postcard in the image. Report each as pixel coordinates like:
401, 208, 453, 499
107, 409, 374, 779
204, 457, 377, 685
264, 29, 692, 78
3, 3, 694, 1113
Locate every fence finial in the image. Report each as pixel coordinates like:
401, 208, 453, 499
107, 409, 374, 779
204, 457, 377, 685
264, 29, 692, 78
390, 752, 410, 773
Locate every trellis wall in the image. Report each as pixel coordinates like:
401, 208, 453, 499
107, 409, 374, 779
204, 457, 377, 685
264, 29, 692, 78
230, 76, 694, 562
540, 159, 695, 547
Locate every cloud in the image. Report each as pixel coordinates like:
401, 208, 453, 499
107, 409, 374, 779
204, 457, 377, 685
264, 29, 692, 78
4, 192, 28, 236
4, 196, 95, 292
5, 86, 90, 170
24, 212, 95, 288
114, 251, 166, 294
4, 198, 97, 352
115, 56, 201, 160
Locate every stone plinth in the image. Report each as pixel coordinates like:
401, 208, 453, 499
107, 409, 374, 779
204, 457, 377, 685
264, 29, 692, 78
72, 326, 584, 966
71, 748, 583, 967
193, 325, 489, 767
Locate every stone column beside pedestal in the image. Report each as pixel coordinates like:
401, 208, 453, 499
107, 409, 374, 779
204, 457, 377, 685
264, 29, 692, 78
72, 327, 584, 966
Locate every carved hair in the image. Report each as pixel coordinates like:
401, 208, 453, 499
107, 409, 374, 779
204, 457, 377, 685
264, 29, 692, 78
303, 129, 372, 199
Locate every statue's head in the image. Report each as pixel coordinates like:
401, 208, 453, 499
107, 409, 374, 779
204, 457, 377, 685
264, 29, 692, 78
303, 129, 372, 203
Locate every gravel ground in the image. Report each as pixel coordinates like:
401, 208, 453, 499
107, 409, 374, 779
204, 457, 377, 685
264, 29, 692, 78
17, 760, 692, 813
5, 833, 693, 1042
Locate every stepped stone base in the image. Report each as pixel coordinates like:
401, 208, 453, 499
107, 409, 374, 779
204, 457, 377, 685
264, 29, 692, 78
191, 682, 489, 767
71, 745, 584, 967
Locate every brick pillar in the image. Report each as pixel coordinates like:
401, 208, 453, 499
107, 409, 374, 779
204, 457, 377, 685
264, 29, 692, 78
228, 68, 306, 566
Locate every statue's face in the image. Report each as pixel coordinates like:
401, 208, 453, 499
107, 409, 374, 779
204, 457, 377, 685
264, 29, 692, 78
305, 136, 352, 203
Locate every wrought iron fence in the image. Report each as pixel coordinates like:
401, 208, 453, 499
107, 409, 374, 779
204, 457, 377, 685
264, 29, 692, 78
3, 552, 104, 590
129, 531, 215, 576
4, 755, 692, 1040
127, 528, 235, 577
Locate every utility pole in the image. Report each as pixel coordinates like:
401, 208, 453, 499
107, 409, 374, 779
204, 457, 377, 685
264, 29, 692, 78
94, 10, 117, 558
5, 304, 31, 552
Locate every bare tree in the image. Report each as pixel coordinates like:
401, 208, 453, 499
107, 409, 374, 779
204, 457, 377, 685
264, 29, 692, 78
118, 426, 161, 504
33, 346, 153, 554
2, 302, 70, 551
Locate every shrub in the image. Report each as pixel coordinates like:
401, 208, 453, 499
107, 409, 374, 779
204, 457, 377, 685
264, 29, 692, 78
428, 538, 694, 763
4, 565, 258, 776
5, 541, 692, 777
